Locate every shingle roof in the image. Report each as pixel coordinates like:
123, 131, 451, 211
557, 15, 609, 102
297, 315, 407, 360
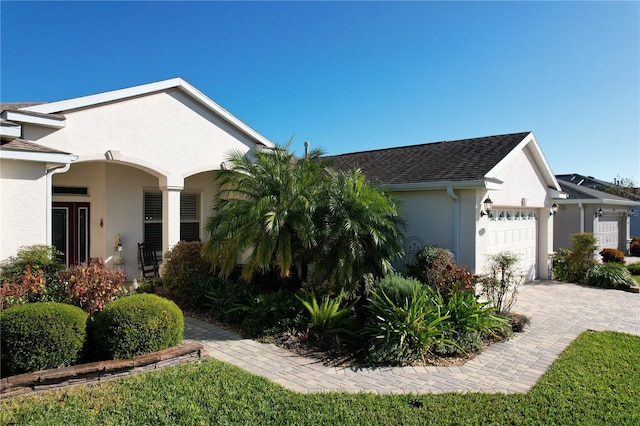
557, 179, 636, 203
322, 132, 531, 184
0, 138, 70, 154
1, 103, 65, 120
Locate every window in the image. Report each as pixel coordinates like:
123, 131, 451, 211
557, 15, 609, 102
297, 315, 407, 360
180, 193, 200, 242
143, 191, 200, 248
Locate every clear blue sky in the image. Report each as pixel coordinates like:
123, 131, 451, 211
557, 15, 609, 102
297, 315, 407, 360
2, 1, 638, 182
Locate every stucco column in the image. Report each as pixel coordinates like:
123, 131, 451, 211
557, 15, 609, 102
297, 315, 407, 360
161, 182, 183, 256
538, 207, 553, 279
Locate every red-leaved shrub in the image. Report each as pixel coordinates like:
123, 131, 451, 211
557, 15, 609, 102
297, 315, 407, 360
599, 248, 625, 264
630, 237, 640, 257
58, 261, 126, 315
0, 267, 45, 311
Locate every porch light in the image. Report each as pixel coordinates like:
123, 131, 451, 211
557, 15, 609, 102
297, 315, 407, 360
549, 203, 559, 216
595, 208, 603, 218
480, 198, 493, 218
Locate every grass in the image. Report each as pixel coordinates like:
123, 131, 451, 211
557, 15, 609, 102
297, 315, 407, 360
632, 275, 640, 285
1, 331, 638, 425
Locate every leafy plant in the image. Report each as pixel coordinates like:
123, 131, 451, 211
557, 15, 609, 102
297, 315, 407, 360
626, 262, 640, 275
479, 251, 524, 314
0, 267, 45, 311
88, 294, 184, 360
585, 263, 635, 290
373, 273, 423, 306
365, 285, 449, 365
162, 241, 215, 308
296, 292, 357, 336
567, 232, 598, 282
407, 245, 455, 288
552, 247, 572, 281
58, 261, 126, 315
0, 302, 87, 377
599, 248, 625, 264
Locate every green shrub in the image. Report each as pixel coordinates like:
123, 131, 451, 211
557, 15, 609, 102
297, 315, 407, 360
204, 278, 252, 323
137, 282, 154, 293
552, 248, 572, 281
365, 285, 449, 365
585, 263, 635, 290
58, 261, 126, 315
600, 248, 625, 264
296, 292, 357, 337
0, 245, 64, 289
162, 241, 214, 308
630, 237, 640, 257
433, 291, 507, 356
479, 251, 524, 314
374, 273, 423, 306
0, 302, 87, 377
407, 245, 454, 288
568, 232, 598, 282
626, 263, 640, 275
88, 294, 184, 360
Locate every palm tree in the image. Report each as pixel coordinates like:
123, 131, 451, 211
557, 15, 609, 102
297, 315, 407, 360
313, 168, 405, 294
203, 143, 326, 284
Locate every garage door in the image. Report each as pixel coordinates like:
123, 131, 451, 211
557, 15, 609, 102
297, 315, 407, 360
486, 209, 538, 281
595, 217, 618, 250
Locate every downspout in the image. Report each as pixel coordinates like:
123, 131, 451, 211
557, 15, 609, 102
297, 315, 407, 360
578, 202, 584, 232
446, 186, 460, 263
45, 163, 72, 245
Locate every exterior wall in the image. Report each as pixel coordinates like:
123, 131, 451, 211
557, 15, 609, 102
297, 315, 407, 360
553, 204, 583, 250
0, 159, 48, 260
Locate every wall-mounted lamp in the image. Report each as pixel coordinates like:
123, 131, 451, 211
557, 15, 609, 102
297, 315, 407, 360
549, 203, 559, 216
595, 208, 603, 218
480, 197, 493, 218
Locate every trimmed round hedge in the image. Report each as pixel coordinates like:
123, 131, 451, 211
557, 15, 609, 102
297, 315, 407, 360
88, 294, 184, 360
0, 302, 88, 377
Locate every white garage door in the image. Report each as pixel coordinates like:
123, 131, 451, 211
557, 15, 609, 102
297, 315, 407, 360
595, 217, 618, 250
486, 209, 538, 281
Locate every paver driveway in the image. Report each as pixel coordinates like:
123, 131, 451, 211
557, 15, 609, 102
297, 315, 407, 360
183, 281, 639, 394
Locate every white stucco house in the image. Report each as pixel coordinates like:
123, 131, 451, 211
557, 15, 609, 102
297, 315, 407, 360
553, 176, 640, 253
325, 132, 566, 280
1, 78, 273, 279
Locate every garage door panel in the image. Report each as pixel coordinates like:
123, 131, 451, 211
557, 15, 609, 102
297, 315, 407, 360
486, 209, 537, 281
595, 218, 618, 249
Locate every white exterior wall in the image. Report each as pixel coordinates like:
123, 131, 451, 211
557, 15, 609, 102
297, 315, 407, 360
0, 160, 48, 260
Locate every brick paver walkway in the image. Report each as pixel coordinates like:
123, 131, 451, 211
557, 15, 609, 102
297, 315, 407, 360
183, 281, 639, 394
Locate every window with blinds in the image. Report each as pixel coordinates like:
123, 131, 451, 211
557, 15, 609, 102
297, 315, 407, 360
143, 191, 200, 247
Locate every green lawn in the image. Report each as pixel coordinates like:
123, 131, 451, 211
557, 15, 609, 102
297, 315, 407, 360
632, 275, 640, 285
1, 331, 638, 426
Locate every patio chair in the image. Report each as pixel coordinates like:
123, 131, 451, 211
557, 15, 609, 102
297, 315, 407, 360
138, 242, 160, 281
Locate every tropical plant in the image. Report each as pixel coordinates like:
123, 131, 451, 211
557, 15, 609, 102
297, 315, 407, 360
296, 292, 357, 336
552, 247, 572, 281
365, 285, 449, 365
585, 263, 635, 290
479, 251, 523, 314
204, 143, 326, 287
58, 261, 126, 315
313, 168, 405, 295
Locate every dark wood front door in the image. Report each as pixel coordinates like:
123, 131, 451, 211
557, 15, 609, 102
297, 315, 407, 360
52, 202, 90, 266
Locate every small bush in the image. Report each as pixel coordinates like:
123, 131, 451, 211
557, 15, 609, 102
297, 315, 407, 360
0, 302, 87, 377
374, 273, 423, 306
88, 294, 184, 360
297, 292, 357, 337
626, 263, 640, 275
552, 248, 572, 281
585, 263, 635, 290
162, 241, 214, 308
630, 237, 640, 257
479, 251, 524, 314
568, 233, 598, 282
0, 267, 46, 311
408, 245, 455, 288
0, 245, 64, 288
600, 248, 625, 264
58, 261, 126, 315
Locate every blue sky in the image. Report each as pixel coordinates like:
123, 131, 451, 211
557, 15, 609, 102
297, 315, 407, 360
1, 1, 638, 182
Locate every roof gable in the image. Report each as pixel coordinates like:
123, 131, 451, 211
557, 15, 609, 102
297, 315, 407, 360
13, 78, 274, 148
557, 179, 640, 205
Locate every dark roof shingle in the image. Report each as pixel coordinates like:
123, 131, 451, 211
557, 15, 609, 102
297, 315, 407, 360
0, 138, 70, 154
323, 132, 531, 184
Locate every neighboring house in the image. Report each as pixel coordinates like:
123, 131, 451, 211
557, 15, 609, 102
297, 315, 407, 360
556, 173, 640, 238
1, 78, 273, 279
325, 132, 565, 280
553, 177, 640, 253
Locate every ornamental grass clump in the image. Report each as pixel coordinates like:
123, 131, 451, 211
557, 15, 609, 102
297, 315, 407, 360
585, 263, 635, 290
0, 302, 87, 377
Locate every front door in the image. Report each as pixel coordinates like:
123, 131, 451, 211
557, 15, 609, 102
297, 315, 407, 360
52, 202, 90, 266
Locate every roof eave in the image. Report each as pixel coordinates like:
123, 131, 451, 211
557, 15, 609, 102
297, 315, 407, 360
0, 149, 75, 164
1, 110, 66, 129
384, 178, 503, 192
555, 198, 640, 207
